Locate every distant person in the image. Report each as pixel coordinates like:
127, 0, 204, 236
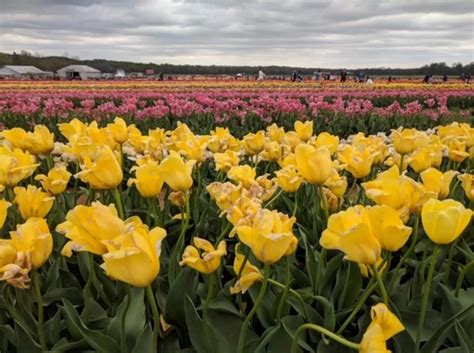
315, 69, 321, 81
463, 73, 470, 84
257, 69, 265, 81
340, 69, 347, 82
159, 72, 164, 81
388, 76, 392, 83
291, 70, 297, 82
423, 74, 430, 83
442, 74, 448, 83
366, 76, 374, 84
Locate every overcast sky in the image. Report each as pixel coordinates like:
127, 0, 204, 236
0, 0, 472, 68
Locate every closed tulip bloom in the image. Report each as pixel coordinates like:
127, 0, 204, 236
214, 150, 240, 172
57, 202, 126, 256
294, 120, 313, 142
295, 144, 332, 185
313, 132, 339, 154
180, 237, 227, 274
235, 209, 297, 264
10, 218, 52, 269
458, 174, 474, 201
0, 147, 38, 187
2, 128, 30, 150
227, 165, 256, 189
0, 199, 11, 228
128, 161, 164, 198
35, 166, 71, 195
58, 118, 88, 141
76, 145, 123, 190
160, 151, 195, 192
107, 117, 129, 144
243, 131, 266, 155
408, 146, 442, 173
392, 128, 429, 155
101, 217, 166, 287
421, 199, 472, 244
230, 250, 262, 294
360, 304, 404, 353
13, 185, 54, 220
337, 144, 374, 179
420, 168, 458, 199
275, 165, 303, 193
320, 205, 411, 264
266, 124, 286, 143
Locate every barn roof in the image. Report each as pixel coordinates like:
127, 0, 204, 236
57, 65, 100, 73
3, 65, 46, 74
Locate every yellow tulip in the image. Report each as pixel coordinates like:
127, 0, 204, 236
421, 199, 472, 244
337, 144, 374, 179
58, 118, 87, 141
458, 174, 474, 201
275, 165, 303, 193
208, 127, 240, 153
101, 217, 166, 287
313, 132, 339, 154
255, 175, 278, 202
10, 217, 52, 269
294, 120, 313, 142
176, 136, 209, 163
235, 209, 297, 264
0, 199, 11, 228
243, 131, 266, 155
260, 141, 282, 162
2, 128, 30, 150
295, 144, 332, 185
35, 166, 71, 195
0, 241, 31, 289
0, 146, 38, 187
445, 137, 470, 163
392, 128, 429, 155
27, 125, 55, 155
323, 169, 348, 198
57, 202, 126, 256
420, 168, 458, 199
226, 194, 262, 227
75, 145, 123, 190
180, 237, 227, 274
207, 182, 245, 212
362, 165, 435, 222
230, 250, 262, 294
353, 134, 389, 165
13, 185, 54, 220
107, 117, 129, 144
128, 160, 164, 198
214, 150, 240, 172
320, 205, 411, 265
360, 303, 404, 353
227, 165, 256, 189
266, 124, 286, 143
159, 151, 195, 192
408, 146, 442, 173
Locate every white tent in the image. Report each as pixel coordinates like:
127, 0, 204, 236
57, 65, 101, 80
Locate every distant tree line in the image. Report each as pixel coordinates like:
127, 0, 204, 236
0, 51, 472, 76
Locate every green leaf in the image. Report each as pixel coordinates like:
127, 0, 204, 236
165, 267, 197, 329
15, 322, 41, 353
44, 309, 62, 345
42, 287, 83, 306
131, 324, 154, 353
454, 320, 473, 353
62, 299, 120, 353
420, 305, 474, 353
183, 296, 217, 353
281, 316, 315, 352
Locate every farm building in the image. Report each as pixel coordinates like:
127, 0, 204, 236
57, 65, 101, 80
0, 65, 50, 78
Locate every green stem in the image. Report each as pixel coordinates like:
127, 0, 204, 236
215, 221, 231, 245
169, 192, 190, 283
237, 264, 271, 353
276, 257, 291, 324
32, 271, 47, 351
388, 215, 419, 293
399, 153, 405, 172
146, 285, 160, 353
150, 197, 160, 226
336, 280, 377, 335
121, 286, 132, 353
203, 275, 215, 353
415, 245, 440, 353
372, 263, 389, 306
112, 187, 125, 219
264, 188, 283, 208
291, 323, 359, 353
292, 193, 298, 218
455, 259, 474, 297
268, 279, 310, 321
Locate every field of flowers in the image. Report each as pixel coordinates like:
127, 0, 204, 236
0, 80, 473, 353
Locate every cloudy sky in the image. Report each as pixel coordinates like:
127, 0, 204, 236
0, 0, 472, 68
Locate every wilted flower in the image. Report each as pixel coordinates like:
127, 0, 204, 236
180, 237, 227, 274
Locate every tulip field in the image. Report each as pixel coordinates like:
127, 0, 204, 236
0, 80, 473, 353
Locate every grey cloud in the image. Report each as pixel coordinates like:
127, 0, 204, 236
0, 0, 472, 67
